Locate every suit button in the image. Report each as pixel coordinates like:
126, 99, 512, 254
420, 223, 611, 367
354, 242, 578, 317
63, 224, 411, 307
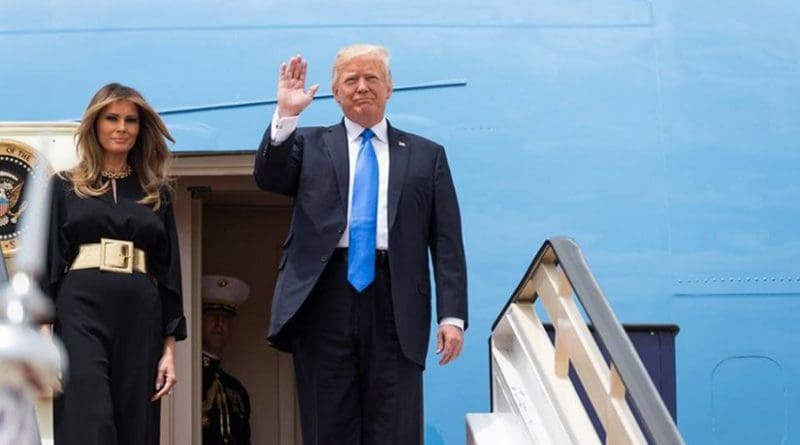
337, 227, 345, 234
321, 256, 328, 263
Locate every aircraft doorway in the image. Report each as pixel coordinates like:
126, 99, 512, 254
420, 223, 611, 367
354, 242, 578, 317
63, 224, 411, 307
200, 190, 299, 444
167, 161, 301, 445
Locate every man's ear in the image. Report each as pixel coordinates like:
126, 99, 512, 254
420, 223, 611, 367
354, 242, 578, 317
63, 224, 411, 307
332, 85, 341, 104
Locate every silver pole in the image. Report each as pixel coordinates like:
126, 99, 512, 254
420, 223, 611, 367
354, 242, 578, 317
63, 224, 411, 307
0, 133, 67, 445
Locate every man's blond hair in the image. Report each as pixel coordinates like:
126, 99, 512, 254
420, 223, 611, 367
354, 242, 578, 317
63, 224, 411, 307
331, 44, 392, 87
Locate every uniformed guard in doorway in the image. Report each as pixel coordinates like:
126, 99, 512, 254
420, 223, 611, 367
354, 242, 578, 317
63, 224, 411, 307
201, 275, 251, 445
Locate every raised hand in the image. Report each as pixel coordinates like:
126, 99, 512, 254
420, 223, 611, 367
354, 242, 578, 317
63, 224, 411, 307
277, 55, 320, 117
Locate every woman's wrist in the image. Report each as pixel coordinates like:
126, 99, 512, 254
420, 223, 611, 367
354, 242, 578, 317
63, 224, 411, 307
163, 336, 176, 353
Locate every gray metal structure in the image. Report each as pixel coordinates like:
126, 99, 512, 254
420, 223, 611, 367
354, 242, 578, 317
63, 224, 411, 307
470, 238, 684, 444
0, 139, 66, 444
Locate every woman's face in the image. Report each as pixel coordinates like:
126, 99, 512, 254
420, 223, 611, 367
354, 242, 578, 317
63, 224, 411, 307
96, 100, 140, 157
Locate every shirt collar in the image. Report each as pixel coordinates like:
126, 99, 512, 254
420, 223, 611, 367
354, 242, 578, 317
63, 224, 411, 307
202, 350, 221, 361
344, 116, 388, 144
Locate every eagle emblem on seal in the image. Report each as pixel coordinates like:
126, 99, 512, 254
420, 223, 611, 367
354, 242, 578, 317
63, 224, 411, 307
0, 179, 24, 224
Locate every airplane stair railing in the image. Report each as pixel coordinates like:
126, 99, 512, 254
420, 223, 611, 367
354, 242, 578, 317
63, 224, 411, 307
466, 238, 684, 445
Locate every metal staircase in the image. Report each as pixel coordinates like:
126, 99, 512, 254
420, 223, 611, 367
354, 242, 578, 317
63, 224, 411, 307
466, 238, 684, 445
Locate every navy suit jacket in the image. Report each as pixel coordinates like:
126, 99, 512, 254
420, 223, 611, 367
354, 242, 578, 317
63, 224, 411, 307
253, 120, 467, 367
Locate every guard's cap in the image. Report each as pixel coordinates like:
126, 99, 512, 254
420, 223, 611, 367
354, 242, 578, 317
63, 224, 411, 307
202, 275, 250, 316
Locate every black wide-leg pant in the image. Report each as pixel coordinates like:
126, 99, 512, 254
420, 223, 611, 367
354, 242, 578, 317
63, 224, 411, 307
54, 269, 163, 445
291, 249, 423, 445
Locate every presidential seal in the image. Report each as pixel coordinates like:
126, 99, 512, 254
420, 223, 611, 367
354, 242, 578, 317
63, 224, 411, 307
0, 139, 53, 257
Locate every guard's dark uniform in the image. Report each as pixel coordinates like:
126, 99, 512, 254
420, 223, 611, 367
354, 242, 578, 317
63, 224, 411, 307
202, 353, 251, 445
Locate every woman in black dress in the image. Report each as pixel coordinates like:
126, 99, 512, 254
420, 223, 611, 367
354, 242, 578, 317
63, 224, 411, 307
43, 83, 186, 444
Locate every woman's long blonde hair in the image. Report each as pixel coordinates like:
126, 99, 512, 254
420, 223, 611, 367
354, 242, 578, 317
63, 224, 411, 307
71, 83, 174, 209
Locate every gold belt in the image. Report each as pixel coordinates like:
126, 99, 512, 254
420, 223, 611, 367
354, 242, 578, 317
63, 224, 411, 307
70, 238, 147, 274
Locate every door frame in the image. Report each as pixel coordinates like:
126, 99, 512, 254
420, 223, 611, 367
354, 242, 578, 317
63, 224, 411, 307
164, 153, 299, 444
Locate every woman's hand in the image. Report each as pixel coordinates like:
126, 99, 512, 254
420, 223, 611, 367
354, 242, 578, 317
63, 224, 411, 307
39, 324, 63, 395
152, 336, 177, 401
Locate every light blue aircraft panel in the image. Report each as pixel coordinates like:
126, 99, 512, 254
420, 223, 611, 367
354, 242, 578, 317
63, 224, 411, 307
2, 1, 799, 443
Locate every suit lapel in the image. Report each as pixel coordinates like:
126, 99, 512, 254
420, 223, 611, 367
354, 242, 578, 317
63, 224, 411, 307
323, 122, 349, 218
387, 122, 409, 232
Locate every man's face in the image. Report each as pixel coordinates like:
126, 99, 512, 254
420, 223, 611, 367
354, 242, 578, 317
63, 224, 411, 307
202, 310, 233, 354
332, 55, 392, 128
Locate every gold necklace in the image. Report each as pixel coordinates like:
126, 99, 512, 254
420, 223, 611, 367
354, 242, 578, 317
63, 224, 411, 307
101, 164, 132, 179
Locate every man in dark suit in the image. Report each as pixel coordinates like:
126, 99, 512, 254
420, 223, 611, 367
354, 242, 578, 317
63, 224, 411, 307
254, 44, 467, 445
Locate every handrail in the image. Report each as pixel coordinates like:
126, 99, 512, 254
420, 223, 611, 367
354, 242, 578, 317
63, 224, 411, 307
488, 237, 684, 445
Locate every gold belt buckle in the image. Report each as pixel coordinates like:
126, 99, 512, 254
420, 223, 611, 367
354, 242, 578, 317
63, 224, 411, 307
99, 238, 134, 274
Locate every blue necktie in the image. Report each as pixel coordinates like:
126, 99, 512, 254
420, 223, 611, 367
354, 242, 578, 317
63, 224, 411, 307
348, 128, 378, 292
